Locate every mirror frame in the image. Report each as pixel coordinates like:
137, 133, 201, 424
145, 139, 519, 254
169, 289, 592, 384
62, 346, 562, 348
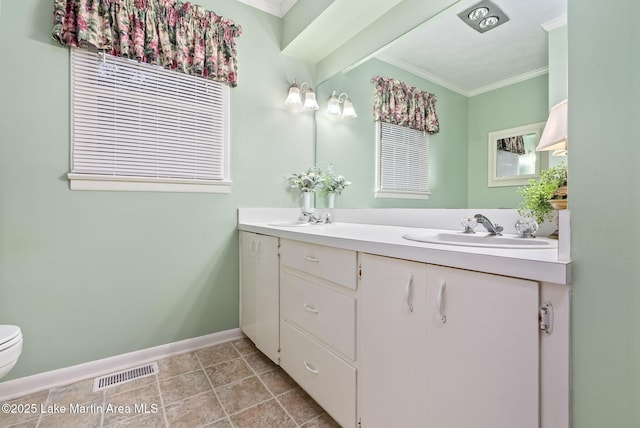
487, 122, 547, 187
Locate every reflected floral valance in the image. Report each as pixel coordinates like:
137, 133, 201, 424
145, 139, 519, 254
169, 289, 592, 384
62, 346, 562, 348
497, 136, 525, 155
52, 0, 242, 86
371, 76, 439, 134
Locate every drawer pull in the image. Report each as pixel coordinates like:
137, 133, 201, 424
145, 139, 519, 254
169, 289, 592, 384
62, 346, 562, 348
303, 303, 320, 314
303, 255, 320, 263
303, 360, 320, 375
405, 273, 414, 313
437, 280, 447, 323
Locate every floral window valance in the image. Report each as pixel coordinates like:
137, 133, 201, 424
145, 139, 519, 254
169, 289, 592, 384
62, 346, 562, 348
52, 0, 242, 87
497, 136, 525, 155
371, 76, 439, 134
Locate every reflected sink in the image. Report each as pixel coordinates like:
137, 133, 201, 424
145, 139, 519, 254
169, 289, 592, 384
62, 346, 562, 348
402, 232, 558, 249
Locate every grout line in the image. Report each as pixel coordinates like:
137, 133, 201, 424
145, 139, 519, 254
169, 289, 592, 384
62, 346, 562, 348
153, 373, 170, 428
195, 349, 235, 427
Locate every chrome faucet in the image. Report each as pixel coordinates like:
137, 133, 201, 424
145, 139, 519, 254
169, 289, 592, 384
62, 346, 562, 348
474, 214, 503, 236
301, 211, 332, 224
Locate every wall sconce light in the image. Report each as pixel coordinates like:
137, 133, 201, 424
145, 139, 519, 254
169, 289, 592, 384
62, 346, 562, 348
536, 99, 568, 156
326, 91, 357, 119
284, 79, 319, 111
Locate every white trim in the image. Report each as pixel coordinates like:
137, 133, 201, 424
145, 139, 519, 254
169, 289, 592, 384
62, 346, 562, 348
468, 67, 549, 97
376, 53, 550, 98
374, 190, 431, 200
542, 14, 567, 32
0, 328, 243, 401
68, 173, 232, 193
375, 53, 469, 96
236, 0, 297, 17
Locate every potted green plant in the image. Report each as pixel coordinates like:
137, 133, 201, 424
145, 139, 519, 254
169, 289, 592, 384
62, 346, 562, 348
517, 163, 568, 225
287, 165, 325, 211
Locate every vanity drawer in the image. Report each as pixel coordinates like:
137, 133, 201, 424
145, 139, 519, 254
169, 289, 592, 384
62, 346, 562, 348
281, 269, 356, 360
280, 320, 356, 428
280, 239, 357, 289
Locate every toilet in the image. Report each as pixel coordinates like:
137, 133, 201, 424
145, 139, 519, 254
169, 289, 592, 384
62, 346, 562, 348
0, 325, 23, 380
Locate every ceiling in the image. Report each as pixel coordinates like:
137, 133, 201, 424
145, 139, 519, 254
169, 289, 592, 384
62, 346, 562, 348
238, 0, 567, 96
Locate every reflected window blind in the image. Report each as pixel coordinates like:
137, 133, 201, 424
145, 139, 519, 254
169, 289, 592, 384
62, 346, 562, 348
378, 122, 430, 194
70, 48, 229, 184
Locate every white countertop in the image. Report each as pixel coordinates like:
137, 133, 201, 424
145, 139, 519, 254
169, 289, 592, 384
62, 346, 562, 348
238, 209, 571, 285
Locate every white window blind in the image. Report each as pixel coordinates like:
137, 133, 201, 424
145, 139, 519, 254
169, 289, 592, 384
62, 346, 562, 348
69, 47, 231, 193
376, 121, 430, 199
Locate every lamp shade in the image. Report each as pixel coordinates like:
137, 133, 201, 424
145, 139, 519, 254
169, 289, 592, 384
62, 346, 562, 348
341, 97, 357, 118
326, 91, 341, 116
284, 82, 302, 107
302, 88, 319, 111
537, 99, 568, 155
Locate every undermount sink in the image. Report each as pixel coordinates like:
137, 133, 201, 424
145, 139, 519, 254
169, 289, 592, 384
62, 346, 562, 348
402, 232, 558, 249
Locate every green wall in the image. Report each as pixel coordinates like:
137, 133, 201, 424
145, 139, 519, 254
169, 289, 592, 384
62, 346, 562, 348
0, 0, 315, 380
315, 58, 469, 209
467, 75, 549, 208
569, 0, 640, 425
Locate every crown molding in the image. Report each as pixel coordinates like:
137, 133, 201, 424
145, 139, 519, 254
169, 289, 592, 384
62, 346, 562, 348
542, 14, 567, 32
237, 0, 297, 17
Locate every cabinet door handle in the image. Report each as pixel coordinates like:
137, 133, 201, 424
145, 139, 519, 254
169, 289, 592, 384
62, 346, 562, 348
303, 303, 319, 314
437, 280, 447, 323
304, 360, 320, 375
303, 255, 320, 263
255, 240, 262, 259
249, 239, 256, 257
405, 273, 414, 313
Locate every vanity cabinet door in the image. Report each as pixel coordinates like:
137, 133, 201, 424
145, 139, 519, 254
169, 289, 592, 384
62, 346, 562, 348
239, 231, 279, 363
358, 253, 428, 428
425, 265, 540, 428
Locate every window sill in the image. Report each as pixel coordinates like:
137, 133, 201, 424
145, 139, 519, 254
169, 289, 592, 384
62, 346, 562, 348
375, 190, 430, 200
68, 173, 231, 194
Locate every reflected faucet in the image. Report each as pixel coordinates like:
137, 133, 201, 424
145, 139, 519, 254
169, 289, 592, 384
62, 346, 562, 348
474, 214, 503, 236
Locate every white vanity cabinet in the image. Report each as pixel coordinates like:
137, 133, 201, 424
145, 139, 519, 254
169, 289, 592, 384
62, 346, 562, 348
358, 254, 540, 428
279, 239, 358, 428
239, 231, 279, 363
358, 254, 429, 428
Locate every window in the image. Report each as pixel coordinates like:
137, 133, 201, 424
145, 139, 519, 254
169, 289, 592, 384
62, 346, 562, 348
69, 48, 231, 193
375, 121, 430, 199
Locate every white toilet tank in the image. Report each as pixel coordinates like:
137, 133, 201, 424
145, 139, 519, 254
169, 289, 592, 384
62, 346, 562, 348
0, 325, 23, 380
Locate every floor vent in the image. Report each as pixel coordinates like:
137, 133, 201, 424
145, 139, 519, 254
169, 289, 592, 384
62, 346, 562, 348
92, 362, 159, 392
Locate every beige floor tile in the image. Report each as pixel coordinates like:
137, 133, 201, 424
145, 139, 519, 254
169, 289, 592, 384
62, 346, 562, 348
300, 412, 341, 428
203, 418, 233, 428
195, 343, 241, 368
46, 379, 103, 407
156, 352, 201, 380
231, 338, 257, 356
204, 358, 253, 388
103, 411, 166, 428
158, 369, 213, 406
229, 399, 297, 428
0, 389, 48, 427
164, 391, 226, 428
259, 369, 298, 396
102, 383, 162, 426
216, 376, 272, 415
277, 387, 324, 425
1, 420, 40, 428
37, 398, 103, 428
244, 351, 277, 374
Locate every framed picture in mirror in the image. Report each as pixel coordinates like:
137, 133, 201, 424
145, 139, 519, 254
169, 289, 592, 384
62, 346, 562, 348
488, 122, 548, 187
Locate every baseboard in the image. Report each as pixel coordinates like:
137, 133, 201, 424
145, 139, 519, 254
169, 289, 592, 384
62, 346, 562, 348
0, 328, 244, 401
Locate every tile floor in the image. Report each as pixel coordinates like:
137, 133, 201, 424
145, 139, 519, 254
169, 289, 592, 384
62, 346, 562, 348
0, 338, 341, 428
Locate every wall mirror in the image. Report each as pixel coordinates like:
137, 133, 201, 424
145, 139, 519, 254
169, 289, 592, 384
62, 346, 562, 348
487, 122, 547, 187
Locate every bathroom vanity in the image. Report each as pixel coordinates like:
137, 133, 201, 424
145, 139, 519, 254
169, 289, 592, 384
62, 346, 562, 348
238, 208, 571, 428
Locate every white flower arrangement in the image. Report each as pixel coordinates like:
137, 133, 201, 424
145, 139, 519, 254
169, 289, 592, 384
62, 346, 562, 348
322, 165, 352, 194
287, 166, 325, 193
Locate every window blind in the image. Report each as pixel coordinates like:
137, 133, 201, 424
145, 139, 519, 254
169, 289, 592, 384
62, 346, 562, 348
69, 48, 230, 192
377, 121, 430, 199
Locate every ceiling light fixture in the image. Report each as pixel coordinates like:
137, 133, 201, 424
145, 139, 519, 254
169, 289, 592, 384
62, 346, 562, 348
326, 91, 357, 119
284, 79, 319, 111
458, 0, 509, 33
